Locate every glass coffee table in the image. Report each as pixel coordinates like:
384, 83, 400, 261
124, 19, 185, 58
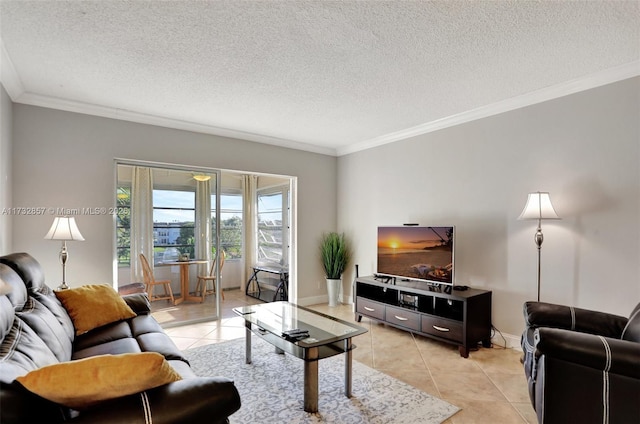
233, 301, 368, 413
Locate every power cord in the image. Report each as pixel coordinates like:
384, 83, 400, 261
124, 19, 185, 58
490, 325, 507, 349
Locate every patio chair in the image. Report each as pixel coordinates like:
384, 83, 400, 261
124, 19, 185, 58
139, 253, 175, 303
195, 251, 226, 301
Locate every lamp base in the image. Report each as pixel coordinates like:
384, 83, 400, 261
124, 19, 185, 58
58, 241, 69, 290
535, 223, 543, 302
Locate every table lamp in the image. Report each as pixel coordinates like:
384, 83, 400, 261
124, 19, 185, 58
44, 216, 85, 290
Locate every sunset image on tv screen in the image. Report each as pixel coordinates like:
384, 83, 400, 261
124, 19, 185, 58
377, 226, 453, 284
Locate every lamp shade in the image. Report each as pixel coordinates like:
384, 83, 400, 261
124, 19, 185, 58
44, 217, 85, 241
518, 192, 560, 220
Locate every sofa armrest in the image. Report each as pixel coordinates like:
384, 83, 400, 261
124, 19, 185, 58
3, 377, 240, 424
535, 327, 640, 378
524, 301, 628, 338
122, 293, 151, 314
68, 377, 241, 424
0, 381, 70, 424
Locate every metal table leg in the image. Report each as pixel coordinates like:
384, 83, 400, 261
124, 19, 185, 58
245, 267, 260, 297
345, 338, 353, 397
245, 322, 252, 364
304, 347, 319, 413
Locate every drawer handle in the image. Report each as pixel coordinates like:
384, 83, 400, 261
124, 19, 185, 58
364, 306, 376, 312
394, 315, 409, 321
432, 325, 450, 332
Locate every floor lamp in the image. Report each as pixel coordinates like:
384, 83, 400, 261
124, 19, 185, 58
518, 192, 560, 301
44, 216, 85, 290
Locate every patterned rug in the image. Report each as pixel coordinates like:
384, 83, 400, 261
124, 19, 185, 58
185, 337, 459, 424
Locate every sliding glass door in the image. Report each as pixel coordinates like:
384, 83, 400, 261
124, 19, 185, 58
116, 161, 298, 324
115, 161, 221, 326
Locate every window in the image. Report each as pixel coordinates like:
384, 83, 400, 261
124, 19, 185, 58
116, 186, 131, 266
257, 185, 289, 266
212, 192, 243, 260
116, 172, 243, 267
152, 189, 195, 264
116, 187, 199, 266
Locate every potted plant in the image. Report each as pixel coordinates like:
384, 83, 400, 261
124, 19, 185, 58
320, 232, 351, 307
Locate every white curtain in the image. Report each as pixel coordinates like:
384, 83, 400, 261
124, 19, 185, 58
242, 175, 258, 290
195, 179, 212, 276
130, 166, 154, 283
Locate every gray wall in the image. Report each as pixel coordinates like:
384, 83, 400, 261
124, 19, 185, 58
10, 105, 337, 301
338, 77, 640, 339
0, 85, 12, 254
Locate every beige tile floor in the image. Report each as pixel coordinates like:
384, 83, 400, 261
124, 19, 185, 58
159, 289, 537, 424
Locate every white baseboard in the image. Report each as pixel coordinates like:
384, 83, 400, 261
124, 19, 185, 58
342, 294, 353, 305
296, 295, 328, 306
492, 331, 522, 350
297, 294, 354, 307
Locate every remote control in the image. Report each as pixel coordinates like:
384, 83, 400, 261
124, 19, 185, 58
286, 333, 309, 341
283, 329, 308, 336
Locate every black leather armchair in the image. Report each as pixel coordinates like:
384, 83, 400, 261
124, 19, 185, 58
521, 301, 640, 424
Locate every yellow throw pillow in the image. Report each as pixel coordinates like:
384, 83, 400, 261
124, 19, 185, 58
16, 352, 182, 409
55, 284, 136, 336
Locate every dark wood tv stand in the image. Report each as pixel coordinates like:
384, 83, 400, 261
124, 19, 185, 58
354, 276, 492, 358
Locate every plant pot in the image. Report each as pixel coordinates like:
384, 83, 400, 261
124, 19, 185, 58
326, 278, 342, 307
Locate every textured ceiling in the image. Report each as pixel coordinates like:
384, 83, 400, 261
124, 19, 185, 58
1, 1, 639, 156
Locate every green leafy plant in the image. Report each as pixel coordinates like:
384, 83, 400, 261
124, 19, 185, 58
320, 232, 351, 279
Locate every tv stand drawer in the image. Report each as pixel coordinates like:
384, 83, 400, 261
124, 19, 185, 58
421, 316, 463, 342
386, 305, 420, 332
356, 298, 385, 321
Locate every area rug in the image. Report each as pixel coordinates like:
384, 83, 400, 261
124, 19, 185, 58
185, 337, 459, 423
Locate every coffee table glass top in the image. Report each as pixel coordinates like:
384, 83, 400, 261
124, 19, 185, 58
234, 301, 367, 347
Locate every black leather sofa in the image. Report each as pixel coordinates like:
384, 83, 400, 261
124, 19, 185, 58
521, 300, 640, 424
0, 252, 241, 424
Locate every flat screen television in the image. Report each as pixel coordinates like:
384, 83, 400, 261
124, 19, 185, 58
377, 226, 454, 286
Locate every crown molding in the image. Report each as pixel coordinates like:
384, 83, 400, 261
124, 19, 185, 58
0, 39, 25, 100
337, 61, 640, 156
14, 92, 337, 156
0, 37, 334, 155
3, 45, 638, 159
